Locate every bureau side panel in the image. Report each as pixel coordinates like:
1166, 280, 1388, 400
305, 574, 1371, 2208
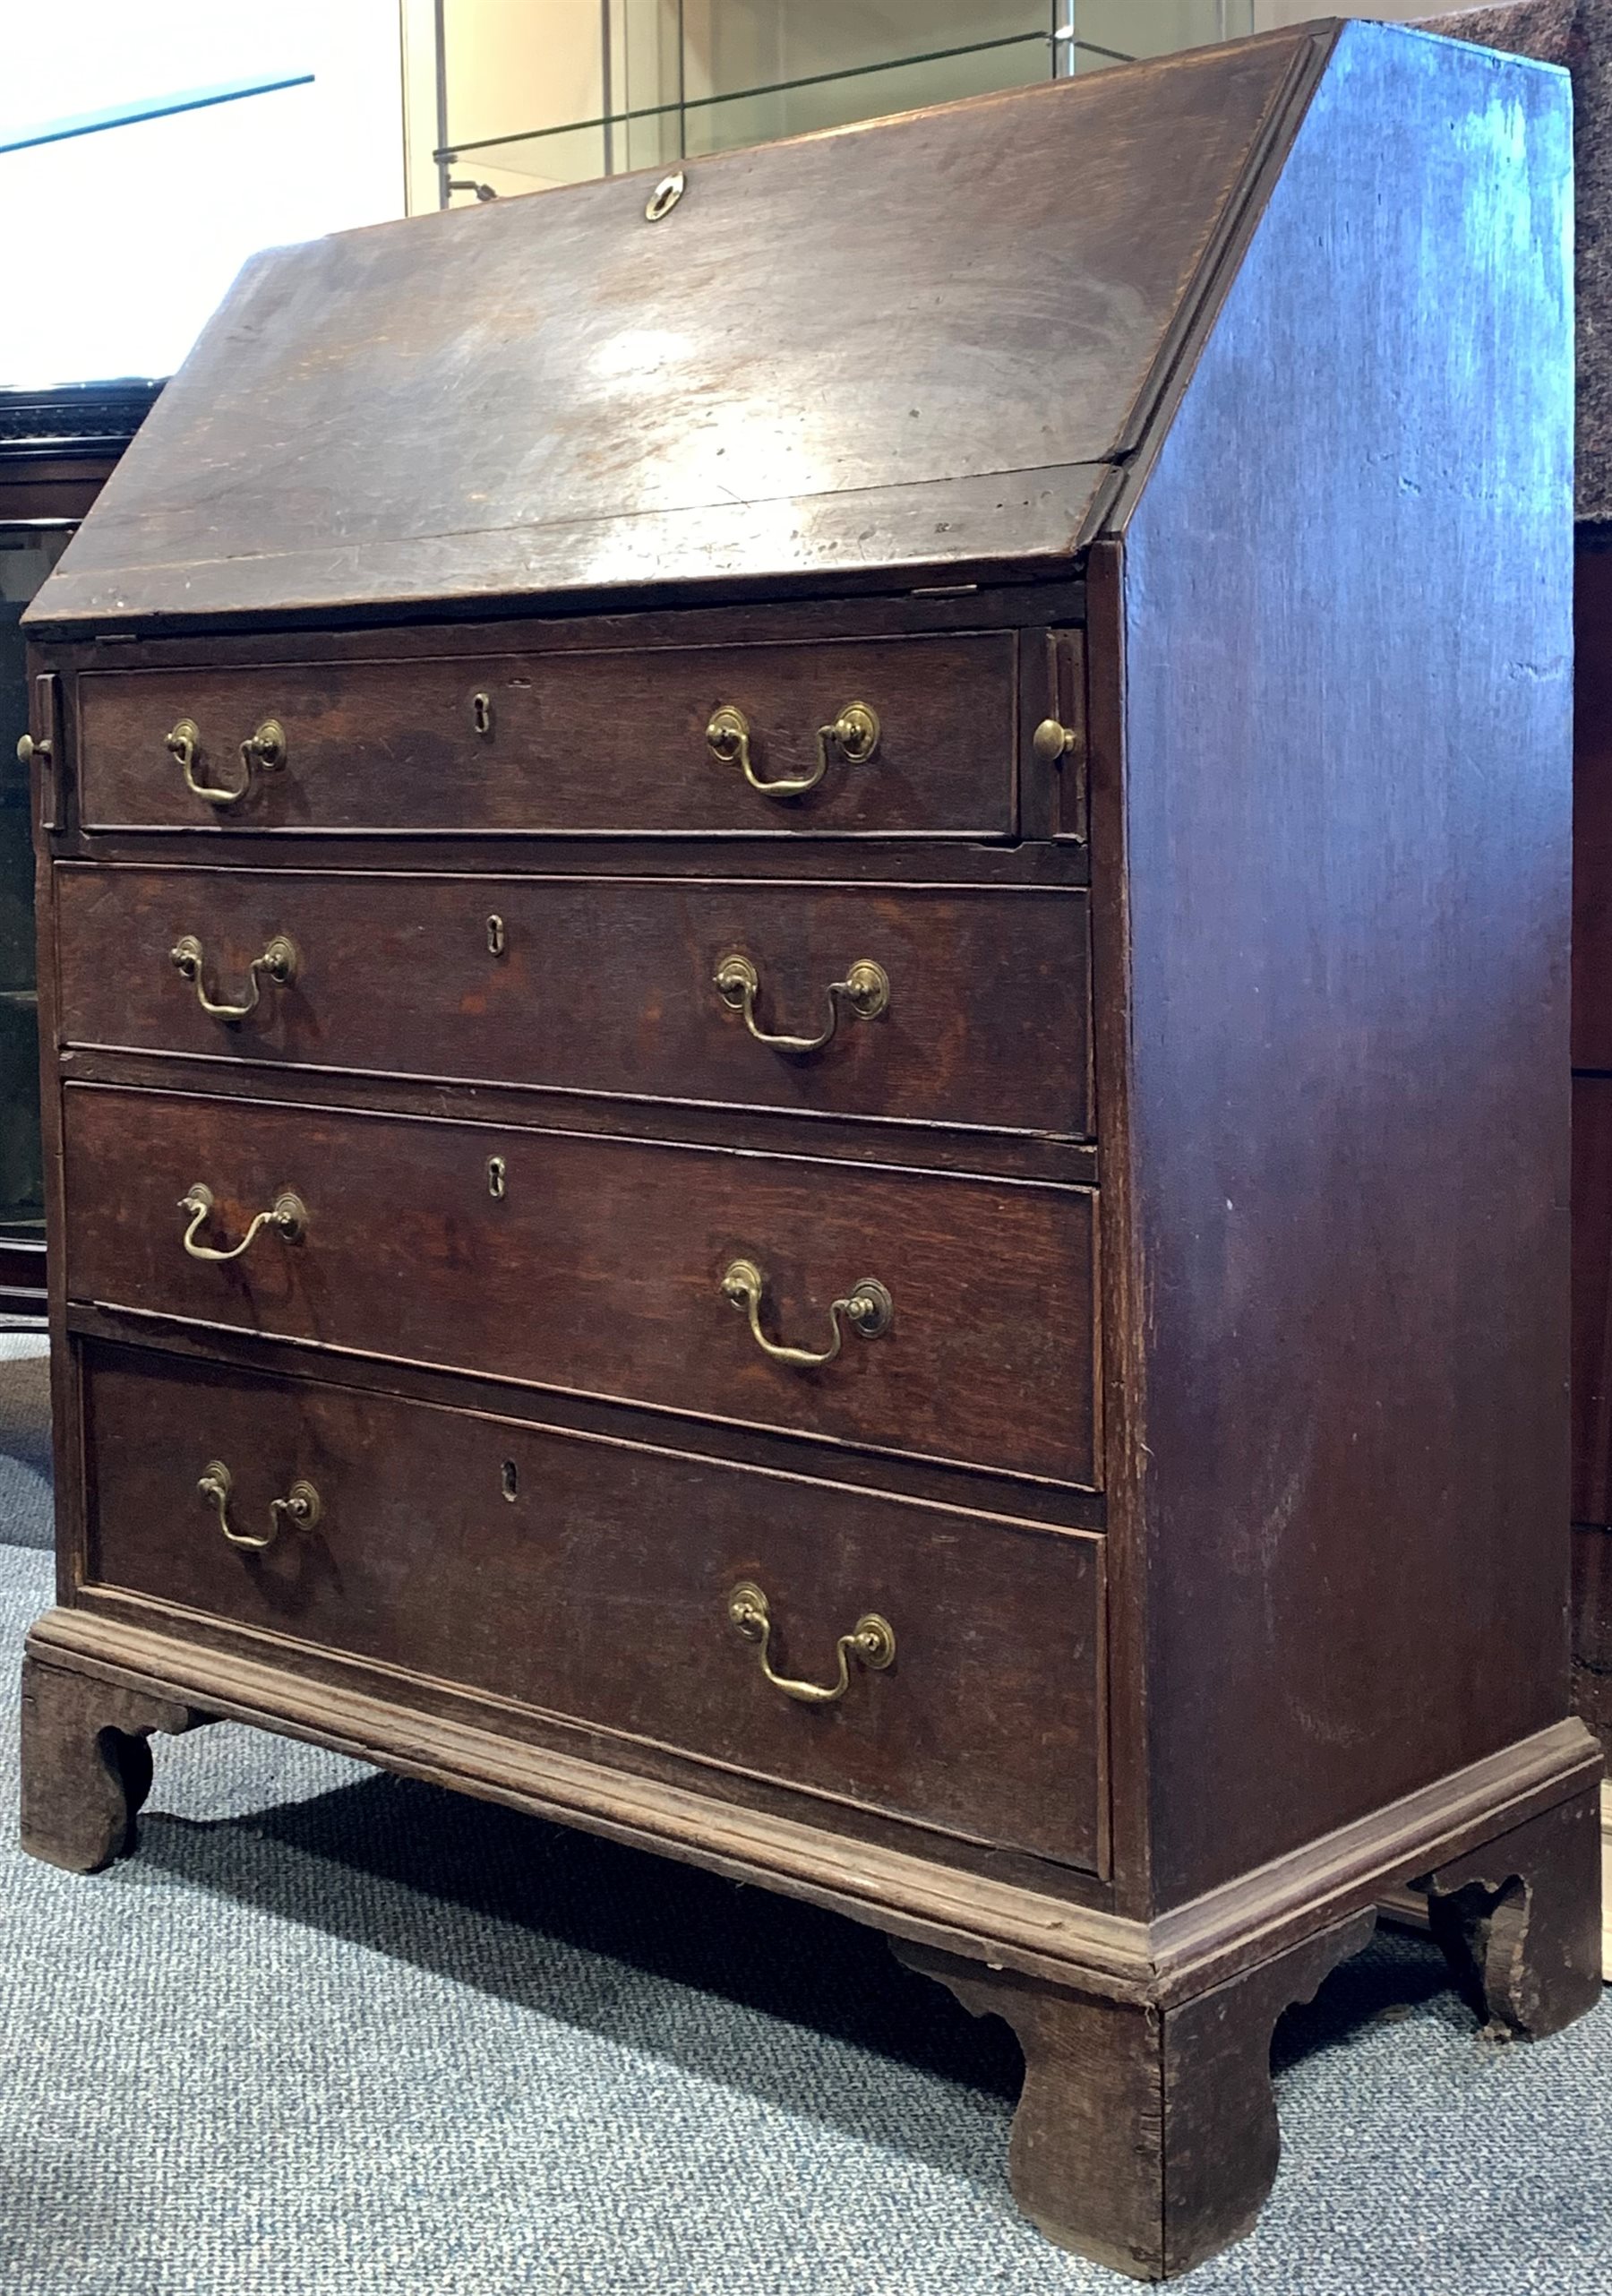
1112, 26, 1575, 1904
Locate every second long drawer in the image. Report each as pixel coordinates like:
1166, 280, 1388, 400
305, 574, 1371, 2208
63, 1086, 1099, 1487
55, 866, 1091, 1138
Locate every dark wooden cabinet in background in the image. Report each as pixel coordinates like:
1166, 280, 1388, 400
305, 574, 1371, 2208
0, 383, 159, 1320
14, 23, 1600, 2280
1572, 546, 1612, 1754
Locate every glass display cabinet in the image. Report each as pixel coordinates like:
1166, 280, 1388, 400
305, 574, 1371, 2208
429, 2, 1259, 206
0, 383, 160, 1320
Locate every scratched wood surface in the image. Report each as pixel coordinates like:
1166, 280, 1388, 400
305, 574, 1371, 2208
17, 22, 1596, 2278
80, 1338, 1106, 1870
74, 632, 1019, 836
1110, 22, 1575, 1902
61, 1083, 1098, 1486
25, 32, 1309, 631
55, 866, 1091, 1139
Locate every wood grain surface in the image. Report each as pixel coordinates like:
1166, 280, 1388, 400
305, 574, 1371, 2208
1109, 22, 1575, 1903
28, 34, 1309, 631
54, 865, 1091, 1138
1572, 548, 1612, 1067
79, 1338, 1105, 1869
74, 632, 1018, 837
1571, 1523, 1612, 1754
62, 1084, 1098, 1485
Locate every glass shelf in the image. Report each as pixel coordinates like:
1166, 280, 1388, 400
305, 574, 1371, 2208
433, 4, 1254, 203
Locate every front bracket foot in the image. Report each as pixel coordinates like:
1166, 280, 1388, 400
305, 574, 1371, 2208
20, 1652, 207, 1873
895, 1911, 1375, 2280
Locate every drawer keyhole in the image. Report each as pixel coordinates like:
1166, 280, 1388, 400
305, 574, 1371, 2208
486, 914, 506, 957
471, 691, 493, 736
487, 1156, 507, 1200
501, 1459, 519, 1501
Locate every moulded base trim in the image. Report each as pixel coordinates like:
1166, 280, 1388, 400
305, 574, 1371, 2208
22, 1603, 1602, 2016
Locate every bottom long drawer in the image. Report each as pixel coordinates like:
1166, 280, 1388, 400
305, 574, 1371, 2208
78, 1343, 1106, 1872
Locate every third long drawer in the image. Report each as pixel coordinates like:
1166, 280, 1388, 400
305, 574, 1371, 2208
63, 1084, 1099, 1488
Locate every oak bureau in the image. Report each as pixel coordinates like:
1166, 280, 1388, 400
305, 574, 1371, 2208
14, 21, 1602, 2280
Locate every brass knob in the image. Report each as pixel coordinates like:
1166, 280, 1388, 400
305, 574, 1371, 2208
1033, 718, 1077, 766
15, 733, 48, 768
828, 701, 880, 767
241, 718, 287, 770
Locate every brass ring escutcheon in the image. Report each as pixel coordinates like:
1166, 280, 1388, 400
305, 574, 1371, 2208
726, 1581, 895, 1706
713, 953, 889, 1053
644, 169, 685, 222
170, 933, 298, 1022
198, 1459, 322, 1552
179, 1182, 306, 1262
720, 1257, 892, 1368
706, 700, 879, 799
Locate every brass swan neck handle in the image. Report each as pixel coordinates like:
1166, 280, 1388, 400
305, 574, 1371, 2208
713, 954, 888, 1054
720, 1257, 892, 1369
707, 700, 879, 800
170, 933, 298, 1022
198, 1459, 322, 1552
726, 1582, 895, 1706
179, 1182, 306, 1263
166, 717, 286, 808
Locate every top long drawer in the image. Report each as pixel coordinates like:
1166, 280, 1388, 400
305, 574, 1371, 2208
74, 633, 1019, 837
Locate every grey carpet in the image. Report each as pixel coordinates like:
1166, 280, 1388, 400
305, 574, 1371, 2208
0, 1402, 1609, 2288
0, 1336, 52, 1550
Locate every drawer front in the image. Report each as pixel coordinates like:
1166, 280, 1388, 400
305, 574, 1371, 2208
75, 634, 1018, 836
80, 1343, 1105, 1870
64, 1086, 1098, 1486
56, 867, 1091, 1139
